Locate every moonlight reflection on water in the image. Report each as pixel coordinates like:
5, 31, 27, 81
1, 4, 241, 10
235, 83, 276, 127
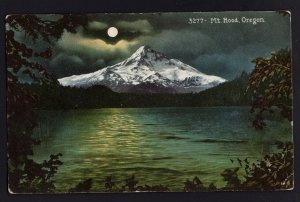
32, 107, 292, 191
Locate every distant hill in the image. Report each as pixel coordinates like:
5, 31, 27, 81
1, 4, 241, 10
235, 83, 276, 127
195, 71, 251, 106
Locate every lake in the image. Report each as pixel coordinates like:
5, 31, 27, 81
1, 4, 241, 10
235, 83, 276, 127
32, 107, 292, 192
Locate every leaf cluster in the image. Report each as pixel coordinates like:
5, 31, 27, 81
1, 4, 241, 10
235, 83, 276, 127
104, 175, 170, 192
247, 48, 292, 129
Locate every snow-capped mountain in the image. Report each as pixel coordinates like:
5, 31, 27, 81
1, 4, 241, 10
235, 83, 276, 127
58, 45, 226, 93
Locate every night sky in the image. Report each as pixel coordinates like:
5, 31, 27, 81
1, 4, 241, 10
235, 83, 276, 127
18, 11, 291, 80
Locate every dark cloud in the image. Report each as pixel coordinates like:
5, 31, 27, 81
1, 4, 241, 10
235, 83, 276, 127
117, 20, 154, 33
149, 29, 217, 61
191, 44, 273, 79
49, 53, 84, 76
40, 11, 291, 79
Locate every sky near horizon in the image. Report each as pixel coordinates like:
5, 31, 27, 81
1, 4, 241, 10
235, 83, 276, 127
15, 11, 291, 80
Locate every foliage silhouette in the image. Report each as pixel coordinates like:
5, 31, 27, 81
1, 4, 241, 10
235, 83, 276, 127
183, 176, 216, 192
68, 179, 93, 193
6, 14, 90, 193
241, 142, 293, 190
247, 48, 292, 129
104, 175, 170, 192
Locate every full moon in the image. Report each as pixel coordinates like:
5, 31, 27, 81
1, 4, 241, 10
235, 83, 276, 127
107, 27, 118, 37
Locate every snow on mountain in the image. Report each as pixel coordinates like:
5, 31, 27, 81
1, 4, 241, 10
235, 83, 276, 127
58, 45, 226, 93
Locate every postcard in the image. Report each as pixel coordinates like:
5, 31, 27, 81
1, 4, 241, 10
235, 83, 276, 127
6, 11, 293, 193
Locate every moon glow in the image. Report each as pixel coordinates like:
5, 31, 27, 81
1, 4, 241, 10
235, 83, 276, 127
107, 27, 118, 37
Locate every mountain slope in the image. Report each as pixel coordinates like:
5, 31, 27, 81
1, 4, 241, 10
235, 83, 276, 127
58, 45, 226, 93
23, 72, 250, 109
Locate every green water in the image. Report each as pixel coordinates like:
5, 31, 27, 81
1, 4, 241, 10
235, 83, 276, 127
32, 107, 292, 191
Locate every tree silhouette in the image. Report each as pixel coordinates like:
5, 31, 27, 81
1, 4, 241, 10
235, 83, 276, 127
6, 14, 89, 193
247, 48, 292, 129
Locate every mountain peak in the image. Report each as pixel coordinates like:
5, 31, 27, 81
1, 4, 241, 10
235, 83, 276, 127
136, 45, 151, 52
131, 45, 152, 57
59, 46, 226, 93
127, 45, 167, 63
